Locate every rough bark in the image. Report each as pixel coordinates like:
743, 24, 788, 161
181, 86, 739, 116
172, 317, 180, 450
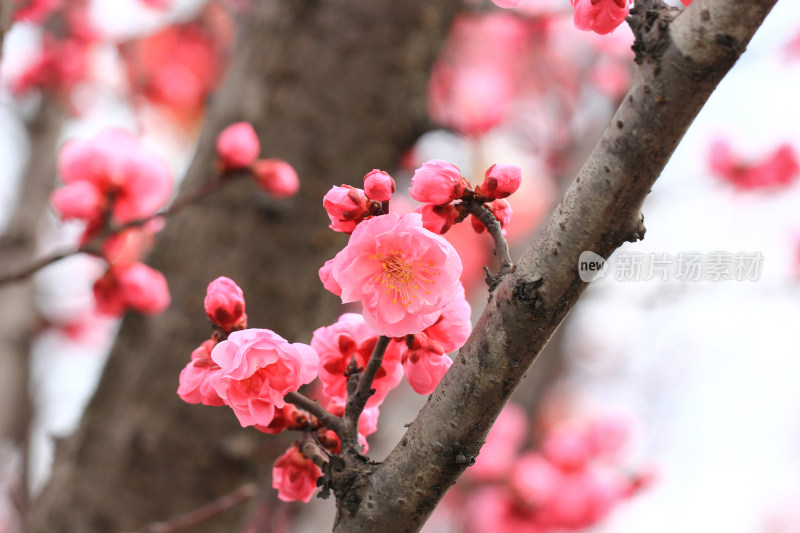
28, 1, 459, 532
329, 0, 779, 531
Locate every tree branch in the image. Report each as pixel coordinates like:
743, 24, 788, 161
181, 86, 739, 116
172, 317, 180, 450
342, 335, 390, 452
0, 172, 240, 287
284, 391, 342, 435
330, 0, 780, 530
463, 198, 513, 289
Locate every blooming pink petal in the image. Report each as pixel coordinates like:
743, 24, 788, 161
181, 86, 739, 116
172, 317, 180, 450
177, 340, 225, 406
216, 122, 260, 169
323, 185, 371, 234
50, 181, 105, 220
404, 350, 452, 395
312, 313, 403, 407
272, 446, 321, 503
210, 329, 319, 428
328, 212, 463, 337
424, 282, 471, 353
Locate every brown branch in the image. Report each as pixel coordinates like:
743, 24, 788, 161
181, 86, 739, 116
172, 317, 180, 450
341, 335, 390, 452
329, 0, 780, 530
0, 172, 241, 287
284, 391, 343, 435
299, 436, 331, 469
463, 198, 513, 289
124, 483, 258, 533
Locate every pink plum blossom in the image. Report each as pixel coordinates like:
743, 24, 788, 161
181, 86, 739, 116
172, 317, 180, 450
403, 345, 452, 395
480, 163, 521, 200
211, 329, 319, 428
409, 160, 466, 206
177, 340, 224, 406
252, 158, 299, 198
216, 122, 260, 169
50, 180, 105, 220
416, 203, 459, 235
93, 262, 170, 316
311, 313, 403, 407
323, 185, 372, 234
363, 169, 396, 202
424, 282, 471, 353
319, 259, 342, 296
204, 277, 247, 331
54, 129, 173, 232
272, 445, 321, 503
255, 404, 301, 435
326, 212, 462, 337
571, 0, 631, 35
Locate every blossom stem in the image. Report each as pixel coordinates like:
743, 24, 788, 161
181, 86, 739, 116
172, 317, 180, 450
0, 172, 245, 288
284, 391, 343, 435
342, 335, 391, 451
464, 198, 513, 289
300, 435, 331, 469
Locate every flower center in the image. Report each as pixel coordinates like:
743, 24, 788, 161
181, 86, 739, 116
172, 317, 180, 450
372, 250, 439, 306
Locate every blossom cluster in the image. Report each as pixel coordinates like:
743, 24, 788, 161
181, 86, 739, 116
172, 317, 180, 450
51, 129, 173, 316
708, 139, 800, 191
439, 404, 652, 532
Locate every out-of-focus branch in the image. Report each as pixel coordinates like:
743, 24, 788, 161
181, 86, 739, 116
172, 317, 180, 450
329, 0, 779, 531
0, 172, 242, 287
0, 100, 64, 519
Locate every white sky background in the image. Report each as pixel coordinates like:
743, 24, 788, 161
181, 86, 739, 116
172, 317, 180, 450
2, 0, 800, 531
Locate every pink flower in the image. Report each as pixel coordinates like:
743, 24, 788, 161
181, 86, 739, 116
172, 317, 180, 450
416, 203, 460, 235
585, 411, 634, 458
424, 282, 471, 353
571, 0, 631, 35
409, 160, 466, 206
177, 340, 225, 406
323, 185, 372, 234
211, 329, 318, 428
327, 212, 463, 337
480, 164, 521, 200
542, 423, 591, 471
256, 404, 301, 435
272, 446, 321, 502
403, 344, 452, 395
216, 122, 260, 169
50, 181, 105, 220
311, 313, 403, 407
463, 486, 534, 533
363, 169, 396, 202
204, 276, 247, 331
55, 129, 173, 224
93, 262, 170, 316
469, 402, 529, 481
319, 259, 342, 296
102, 225, 159, 268
252, 158, 299, 198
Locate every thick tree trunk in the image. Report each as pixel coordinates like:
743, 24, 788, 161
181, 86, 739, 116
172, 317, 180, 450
28, 1, 459, 532
329, 0, 780, 531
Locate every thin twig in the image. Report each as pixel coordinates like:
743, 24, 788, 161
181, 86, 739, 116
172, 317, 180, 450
463, 198, 513, 289
284, 391, 343, 435
300, 434, 331, 469
0, 173, 242, 287
124, 483, 258, 533
341, 335, 390, 451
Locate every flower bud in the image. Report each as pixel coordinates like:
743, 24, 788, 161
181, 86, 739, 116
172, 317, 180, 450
480, 163, 521, 200
323, 185, 370, 233
416, 203, 459, 234
252, 158, 299, 197
409, 159, 465, 205
204, 276, 247, 331
216, 122, 260, 169
363, 169, 395, 202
